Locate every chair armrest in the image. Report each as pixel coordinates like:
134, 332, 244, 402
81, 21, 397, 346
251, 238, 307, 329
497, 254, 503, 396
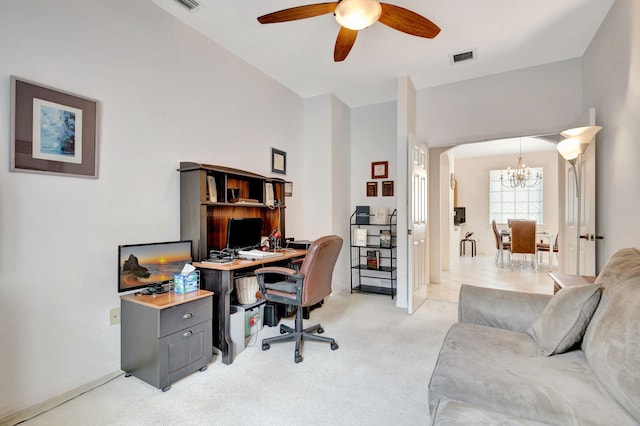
255, 266, 297, 276
255, 266, 303, 303
458, 284, 552, 332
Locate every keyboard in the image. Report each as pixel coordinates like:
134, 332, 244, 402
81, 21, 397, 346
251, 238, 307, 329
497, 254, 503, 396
237, 249, 284, 259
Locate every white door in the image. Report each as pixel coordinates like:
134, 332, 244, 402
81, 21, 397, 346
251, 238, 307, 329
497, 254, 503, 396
407, 140, 428, 314
562, 108, 597, 275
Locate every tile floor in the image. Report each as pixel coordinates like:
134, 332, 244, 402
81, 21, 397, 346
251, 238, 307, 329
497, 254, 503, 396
428, 252, 556, 303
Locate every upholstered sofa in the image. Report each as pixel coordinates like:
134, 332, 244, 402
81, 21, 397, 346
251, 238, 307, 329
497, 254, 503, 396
428, 248, 640, 425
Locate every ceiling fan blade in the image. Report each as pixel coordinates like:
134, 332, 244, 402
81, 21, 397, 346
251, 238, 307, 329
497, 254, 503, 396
258, 3, 339, 24
378, 3, 441, 38
334, 27, 358, 62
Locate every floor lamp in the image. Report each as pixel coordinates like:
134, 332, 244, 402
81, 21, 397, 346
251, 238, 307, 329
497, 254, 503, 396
556, 126, 602, 274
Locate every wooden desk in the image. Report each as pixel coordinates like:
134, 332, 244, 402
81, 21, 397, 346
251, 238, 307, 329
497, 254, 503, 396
193, 248, 307, 365
548, 273, 597, 294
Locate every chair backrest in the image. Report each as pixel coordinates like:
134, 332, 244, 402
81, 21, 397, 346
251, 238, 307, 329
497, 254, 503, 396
491, 220, 500, 249
510, 220, 536, 254
299, 235, 343, 307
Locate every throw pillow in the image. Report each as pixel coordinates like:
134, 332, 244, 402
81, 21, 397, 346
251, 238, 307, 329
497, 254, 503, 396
527, 283, 601, 356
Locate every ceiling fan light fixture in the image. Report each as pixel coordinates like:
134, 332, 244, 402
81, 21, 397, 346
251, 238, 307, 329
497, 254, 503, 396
334, 0, 382, 30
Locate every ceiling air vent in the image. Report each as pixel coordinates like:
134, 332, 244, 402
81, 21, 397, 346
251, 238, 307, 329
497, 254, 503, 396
450, 49, 477, 65
174, 0, 200, 11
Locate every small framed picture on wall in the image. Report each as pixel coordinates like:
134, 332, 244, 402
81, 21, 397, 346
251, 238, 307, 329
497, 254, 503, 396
371, 161, 388, 179
366, 181, 378, 197
382, 180, 394, 196
271, 148, 286, 175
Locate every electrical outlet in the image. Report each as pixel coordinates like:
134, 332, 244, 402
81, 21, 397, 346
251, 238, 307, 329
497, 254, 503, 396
109, 307, 121, 326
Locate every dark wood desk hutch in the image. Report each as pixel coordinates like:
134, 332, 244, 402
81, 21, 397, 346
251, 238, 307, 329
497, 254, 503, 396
178, 162, 287, 260
178, 162, 290, 364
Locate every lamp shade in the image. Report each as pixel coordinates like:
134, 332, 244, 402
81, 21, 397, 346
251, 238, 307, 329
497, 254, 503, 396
560, 126, 602, 145
556, 137, 581, 161
334, 0, 382, 30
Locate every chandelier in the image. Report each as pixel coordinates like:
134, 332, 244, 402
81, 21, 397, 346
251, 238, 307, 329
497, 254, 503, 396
501, 139, 542, 189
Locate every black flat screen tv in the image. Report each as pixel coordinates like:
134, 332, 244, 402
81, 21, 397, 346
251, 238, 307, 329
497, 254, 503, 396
226, 217, 263, 250
454, 207, 466, 225
118, 240, 192, 293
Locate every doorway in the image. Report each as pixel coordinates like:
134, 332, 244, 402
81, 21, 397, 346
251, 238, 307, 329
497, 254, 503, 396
432, 135, 561, 291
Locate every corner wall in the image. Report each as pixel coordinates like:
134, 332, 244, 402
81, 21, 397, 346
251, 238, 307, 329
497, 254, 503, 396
581, 0, 640, 267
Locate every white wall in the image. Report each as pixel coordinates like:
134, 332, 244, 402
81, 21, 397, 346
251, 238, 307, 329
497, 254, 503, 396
452, 150, 559, 256
0, 0, 305, 417
302, 94, 352, 291
582, 0, 640, 268
416, 58, 584, 147
350, 101, 398, 293
350, 102, 397, 214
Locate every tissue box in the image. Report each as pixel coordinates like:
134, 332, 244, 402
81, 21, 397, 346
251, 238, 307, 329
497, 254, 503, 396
173, 271, 199, 294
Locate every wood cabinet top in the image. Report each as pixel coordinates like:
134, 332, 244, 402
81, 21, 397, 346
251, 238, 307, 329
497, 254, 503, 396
178, 162, 285, 183
121, 289, 213, 310
548, 273, 597, 289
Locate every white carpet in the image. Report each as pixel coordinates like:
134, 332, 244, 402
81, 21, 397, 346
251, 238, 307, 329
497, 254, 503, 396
19, 291, 458, 426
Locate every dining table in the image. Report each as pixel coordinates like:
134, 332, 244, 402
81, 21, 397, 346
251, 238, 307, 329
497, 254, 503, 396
499, 228, 554, 270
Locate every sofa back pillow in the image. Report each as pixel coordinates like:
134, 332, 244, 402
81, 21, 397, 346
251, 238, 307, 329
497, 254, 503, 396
582, 248, 640, 421
527, 283, 600, 356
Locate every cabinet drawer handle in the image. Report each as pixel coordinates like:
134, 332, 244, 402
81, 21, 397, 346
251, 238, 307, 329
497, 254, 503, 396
182, 312, 193, 319
183, 331, 193, 337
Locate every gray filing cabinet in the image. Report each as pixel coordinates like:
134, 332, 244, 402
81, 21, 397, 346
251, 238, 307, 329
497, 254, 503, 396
121, 290, 213, 391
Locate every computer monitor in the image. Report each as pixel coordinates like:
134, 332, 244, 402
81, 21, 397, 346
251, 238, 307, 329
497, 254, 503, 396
226, 217, 263, 250
118, 240, 192, 293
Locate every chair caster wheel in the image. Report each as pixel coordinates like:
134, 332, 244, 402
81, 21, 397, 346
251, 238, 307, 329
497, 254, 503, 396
331, 342, 339, 350
280, 329, 287, 335
295, 353, 303, 363
161, 385, 171, 392
199, 365, 207, 372
262, 343, 270, 351
317, 327, 324, 334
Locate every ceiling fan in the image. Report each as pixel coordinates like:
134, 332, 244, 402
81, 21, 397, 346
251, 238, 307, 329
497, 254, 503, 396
257, 0, 441, 62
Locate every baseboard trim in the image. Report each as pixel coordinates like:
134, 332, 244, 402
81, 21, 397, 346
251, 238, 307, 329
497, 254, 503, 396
0, 371, 123, 426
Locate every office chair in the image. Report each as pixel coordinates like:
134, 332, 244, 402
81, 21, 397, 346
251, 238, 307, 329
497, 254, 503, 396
255, 235, 343, 363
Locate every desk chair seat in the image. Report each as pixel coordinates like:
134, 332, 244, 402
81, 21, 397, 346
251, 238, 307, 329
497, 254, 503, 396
255, 235, 343, 363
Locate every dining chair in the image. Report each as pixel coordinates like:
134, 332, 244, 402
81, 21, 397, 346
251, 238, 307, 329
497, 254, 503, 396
509, 220, 537, 269
537, 233, 559, 264
491, 220, 510, 265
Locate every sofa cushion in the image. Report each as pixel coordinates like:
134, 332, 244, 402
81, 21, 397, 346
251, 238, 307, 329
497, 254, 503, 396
431, 398, 550, 426
428, 322, 638, 425
582, 248, 640, 421
527, 283, 601, 355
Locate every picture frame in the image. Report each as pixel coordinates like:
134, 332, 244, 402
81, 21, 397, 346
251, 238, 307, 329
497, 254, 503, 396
371, 161, 388, 179
11, 76, 99, 178
366, 181, 378, 197
382, 180, 394, 196
284, 181, 293, 197
271, 148, 286, 175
